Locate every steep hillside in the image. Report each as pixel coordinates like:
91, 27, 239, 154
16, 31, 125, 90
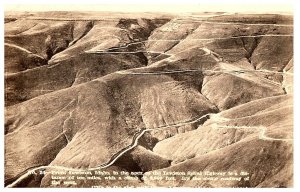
4, 12, 293, 188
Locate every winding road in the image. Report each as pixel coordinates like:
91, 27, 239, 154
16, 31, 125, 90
6, 113, 212, 188
6, 109, 293, 188
215, 125, 293, 141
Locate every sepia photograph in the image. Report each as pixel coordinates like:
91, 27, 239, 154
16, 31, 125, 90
1, 1, 296, 189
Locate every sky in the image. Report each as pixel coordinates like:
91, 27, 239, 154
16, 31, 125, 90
4, 4, 293, 14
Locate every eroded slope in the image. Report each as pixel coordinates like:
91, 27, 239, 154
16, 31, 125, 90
4, 13, 293, 188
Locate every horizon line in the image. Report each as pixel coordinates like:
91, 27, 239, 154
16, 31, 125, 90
4, 4, 293, 14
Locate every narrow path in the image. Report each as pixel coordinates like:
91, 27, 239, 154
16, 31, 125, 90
215, 125, 293, 141
86, 34, 293, 54
116, 68, 293, 76
7, 112, 293, 187
6, 113, 212, 188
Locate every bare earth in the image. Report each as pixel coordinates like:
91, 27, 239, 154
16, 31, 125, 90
4, 12, 293, 188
